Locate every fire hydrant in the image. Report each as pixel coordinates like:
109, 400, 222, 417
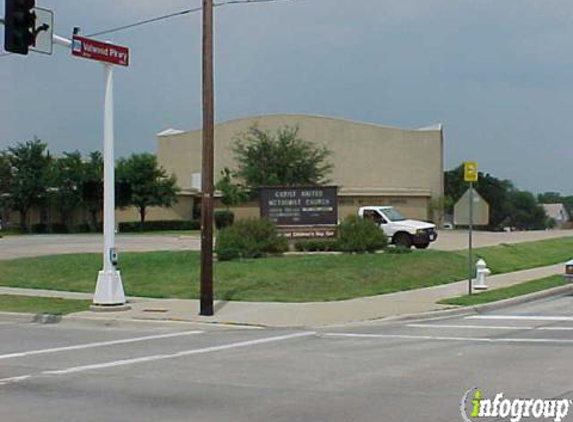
474, 259, 491, 290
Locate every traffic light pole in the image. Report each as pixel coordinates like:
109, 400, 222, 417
3, 26, 129, 308
92, 63, 128, 309
200, 0, 215, 316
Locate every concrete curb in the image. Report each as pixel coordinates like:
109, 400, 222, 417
0, 284, 571, 329
0, 311, 36, 324
0, 311, 265, 330
366, 283, 573, 326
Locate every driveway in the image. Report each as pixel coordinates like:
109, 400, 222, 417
432, 228, 573, 251
0, 229, 572, 260
0, 234, 201, 260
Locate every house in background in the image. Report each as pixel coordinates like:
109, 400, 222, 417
541, 203, 571, 229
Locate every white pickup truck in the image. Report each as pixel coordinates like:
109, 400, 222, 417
358, 206, 438, 249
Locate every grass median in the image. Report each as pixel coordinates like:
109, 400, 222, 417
439, 275, 568, 306
0, 295, 91, 315
0, 236, 571, 302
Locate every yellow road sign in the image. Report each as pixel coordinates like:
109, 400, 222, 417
464, 161, 478, 182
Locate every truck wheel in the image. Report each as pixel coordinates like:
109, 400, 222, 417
393, 232, 412, 248
414, 242, 430, 249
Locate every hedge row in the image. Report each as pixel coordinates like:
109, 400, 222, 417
30, 223, 99, 234
118, 220, 200, 232
216, 216, 389, 261
25, 220, 201, 234
294, 239, 340, 252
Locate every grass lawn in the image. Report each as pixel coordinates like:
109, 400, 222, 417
0, 250, 468, 302
0, 295, 91, 315
439, 275, 568, 306
0, 236, 571, 302
465, 236, 573, 274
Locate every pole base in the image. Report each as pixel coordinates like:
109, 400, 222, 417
93, 269, 127, 306
89, 303, 131, 312
473, 285, 488, 291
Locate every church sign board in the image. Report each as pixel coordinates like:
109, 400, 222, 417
260, 186, 338, 238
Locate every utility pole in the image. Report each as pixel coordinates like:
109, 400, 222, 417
200, 0, 214, 316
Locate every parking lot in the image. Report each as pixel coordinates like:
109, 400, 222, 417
1, 294, 573, 421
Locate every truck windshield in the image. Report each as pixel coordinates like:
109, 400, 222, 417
383, 208, 405, 222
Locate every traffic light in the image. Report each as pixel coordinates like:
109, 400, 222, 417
4, 0, 36, 55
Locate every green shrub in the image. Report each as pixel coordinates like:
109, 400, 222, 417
30, 223, 48, 234
387, 246, 413, 254
215, 218, 288, 261
294, 239, 339, 252
214, 210, 235, 229
49, 223, 69, 234
337, 215, 388, 253
118, 220, 200, 232
74, 223, 92, 233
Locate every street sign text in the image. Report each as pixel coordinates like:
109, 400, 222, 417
72, 36, 129, 66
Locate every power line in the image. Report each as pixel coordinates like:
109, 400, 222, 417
87, 0, 300, 37
1, 0, 301, 58
85, 7, 202, 37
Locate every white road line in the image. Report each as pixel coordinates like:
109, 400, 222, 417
0, 331, 316, 385
406, 324, 535, 330
324, 332, 573, 344
466, 315, 573, 322
538, 327, 573, 331
0, 330, 204, 360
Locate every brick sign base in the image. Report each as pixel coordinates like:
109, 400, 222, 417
278, 226, 337, 239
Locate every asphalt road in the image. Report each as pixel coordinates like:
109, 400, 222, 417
1, 295, 573, 422
1, 229, 573, 259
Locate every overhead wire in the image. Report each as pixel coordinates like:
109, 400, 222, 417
1, 0, 302, 58
86, 0, 300, 37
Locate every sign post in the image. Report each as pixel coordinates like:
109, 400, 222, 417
464, 162, 478, 295
2, 19, 130, 308
70, 35, 130, 309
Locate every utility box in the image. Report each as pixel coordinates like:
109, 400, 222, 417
564, 259, 573, 282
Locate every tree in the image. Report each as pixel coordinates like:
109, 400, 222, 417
51, 151, 84, 226
215, 167, 248, 209
508, 191, 547, 230
5, 140, 52, 231
0, 153, 12, 227
233, 125, 332, 194
444, 165, 549, 230
445, 165, 515, 229
116, 153, 179, 228
82, 151, 104, 231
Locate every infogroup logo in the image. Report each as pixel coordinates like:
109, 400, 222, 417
460, 388, 572, 422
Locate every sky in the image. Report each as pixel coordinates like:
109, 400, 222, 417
1, 0, 573, 195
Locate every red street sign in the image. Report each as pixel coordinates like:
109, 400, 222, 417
72, 36, 129, 67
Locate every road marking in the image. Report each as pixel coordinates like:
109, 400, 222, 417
538, 327, 573, 331
0, 331, 316, 385
0, 330, 204, 360
466, 315, 573, 322
407, 324, 535, 330
323, 332, 573, 344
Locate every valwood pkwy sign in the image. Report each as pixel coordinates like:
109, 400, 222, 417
72, 35, 129, 67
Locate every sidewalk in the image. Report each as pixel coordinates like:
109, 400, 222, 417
0, 263, 567, 327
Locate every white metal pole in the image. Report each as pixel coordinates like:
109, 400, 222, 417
103, 64, 115, 272
92, 63, 127, 307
